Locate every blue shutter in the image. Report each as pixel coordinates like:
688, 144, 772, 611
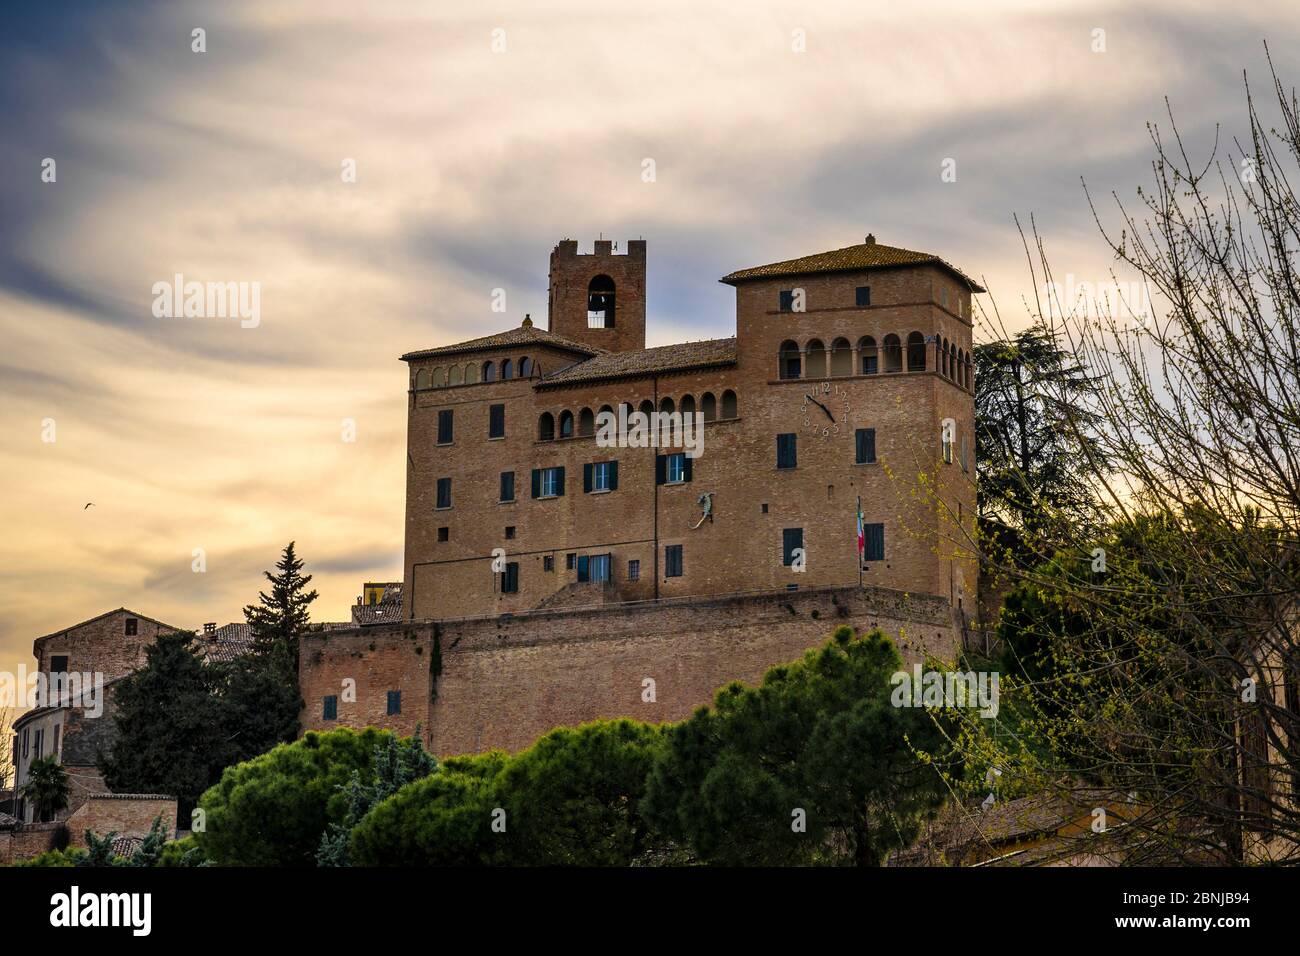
655, 454, 666, 485
577, 555, 590, 582
555, 466, 565, 496
683, 455, 693, 482
609, 460, 619, 490
583, 463, 593, 493
531, 468, 541, 499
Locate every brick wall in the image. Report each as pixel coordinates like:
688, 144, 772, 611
65, 795, 177, 848
0, 823, 63, 865
301, 584, 958, 756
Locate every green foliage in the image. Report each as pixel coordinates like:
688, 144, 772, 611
100, 631, 228, 815
158, 834, 210, 867
642, 625, 958, 866
16, 847, 85, 867
21, 755, 70, 822
491, 719, 666, 866
211, 652, 303, 768
195, 727, 399, 866
348, 751, 507, 866
316, 733, 438, 866
243, 540, 318, 672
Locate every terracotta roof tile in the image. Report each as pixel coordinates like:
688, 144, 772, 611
400, 324, 604, 362
720, 238, 985, 292
536, 337, 737, 388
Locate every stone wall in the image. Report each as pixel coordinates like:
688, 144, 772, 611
65, 794, 177, 848
301, 584, 958, 756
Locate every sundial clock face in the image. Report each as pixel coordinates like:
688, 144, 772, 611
801, 382, 851, 439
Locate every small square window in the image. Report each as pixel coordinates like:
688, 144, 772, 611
761, 503, 769, 514
323, 696, 338, 720
124, 618, 138, 636
778, 290, 795, 312
543, 555, 555, 572
437, 527, 449, 542
49, 655, 68, 675
566, 553, 576, 570
505, 526, 516, 540
386, 691, 402, 716
855, 286, 871, 307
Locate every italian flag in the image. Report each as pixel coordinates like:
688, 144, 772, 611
856, 498, 865, 557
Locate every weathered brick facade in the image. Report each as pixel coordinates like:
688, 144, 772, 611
301, 583, 961, 756
301, 236, 981, 757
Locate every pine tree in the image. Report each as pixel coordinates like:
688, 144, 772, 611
243, 541, 318, 672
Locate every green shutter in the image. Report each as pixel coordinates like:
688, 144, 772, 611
609, 460, 619, 490
655, 454, 666, 485
531, 468, 541, 499
583, 463, 593, 493
683, 455, 693, 482
555, 466, 565, 496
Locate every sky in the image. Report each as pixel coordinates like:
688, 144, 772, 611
1, 0, 1297, 687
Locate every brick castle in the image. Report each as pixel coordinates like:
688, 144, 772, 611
299, 235, 982, 754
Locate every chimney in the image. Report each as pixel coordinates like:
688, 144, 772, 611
865, 234, 876, 245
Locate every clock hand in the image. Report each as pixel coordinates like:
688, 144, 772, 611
805, 395, 835, 424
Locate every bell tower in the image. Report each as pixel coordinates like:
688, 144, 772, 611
547, 238, 647, 353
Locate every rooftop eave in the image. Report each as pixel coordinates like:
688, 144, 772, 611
719, 260, 986, 294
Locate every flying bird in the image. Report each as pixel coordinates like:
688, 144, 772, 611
83, 502, 94, 509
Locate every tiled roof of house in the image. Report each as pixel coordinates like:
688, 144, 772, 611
400, 322, 604, 362
110, 836, 144, 858
202, 623, 255, 664
0, 812, 17, 829
537, 337, 737, 388
352, 603, 405, 625
720, 237, 985, 292
34, 607, 182, 642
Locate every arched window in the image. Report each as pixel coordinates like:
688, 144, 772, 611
578, 407, 595, 437
883, 334, 902, 373
431, 367, 446, 387
482, 361, 496, 382
464, 362, 480, 384
962, 351, 971, 389
415, 369, 430, 390
907, 332, 926, 371
679, 394, 696, 417
805, 339, 827, 379
538, 413, 555, 441
858, 336, 878, 375
701, 392, 717, 422
721, 390, 738, 419
588, 275, 616, 328
501, 358, 514, 380
448, 365, 464, 386
519, 357, 532, 377
559, 410, 574, 438
639, 399, 655, 418
659, 396, 675, 415
779, 340, 801, 380
831, 337, 852, 377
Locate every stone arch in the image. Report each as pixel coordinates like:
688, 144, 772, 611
701, 392, 717, 421
538, 412, 555, 441
559, 410, 574, 438
721, 389, 737, 418
830, 337, 853, 376
883, 334, 902, 373
779, 339, 801, 380
578, 407, 595, 437
858, 336, 878, 375
907, 331, 926, 371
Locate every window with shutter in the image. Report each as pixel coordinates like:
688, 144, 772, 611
864, 523, 885, 561
665, 544, 684, 577
436, 477, 452, 509
782, 528, 804, 566
501, 562, 519, 593
489, 404, 505, 439
776, 433, 797, 469
500, 471, 515, 502
387, 691, 402, 715
855, 428, 876, 464
323, 696, 338, 720
437, 409, 453, 445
